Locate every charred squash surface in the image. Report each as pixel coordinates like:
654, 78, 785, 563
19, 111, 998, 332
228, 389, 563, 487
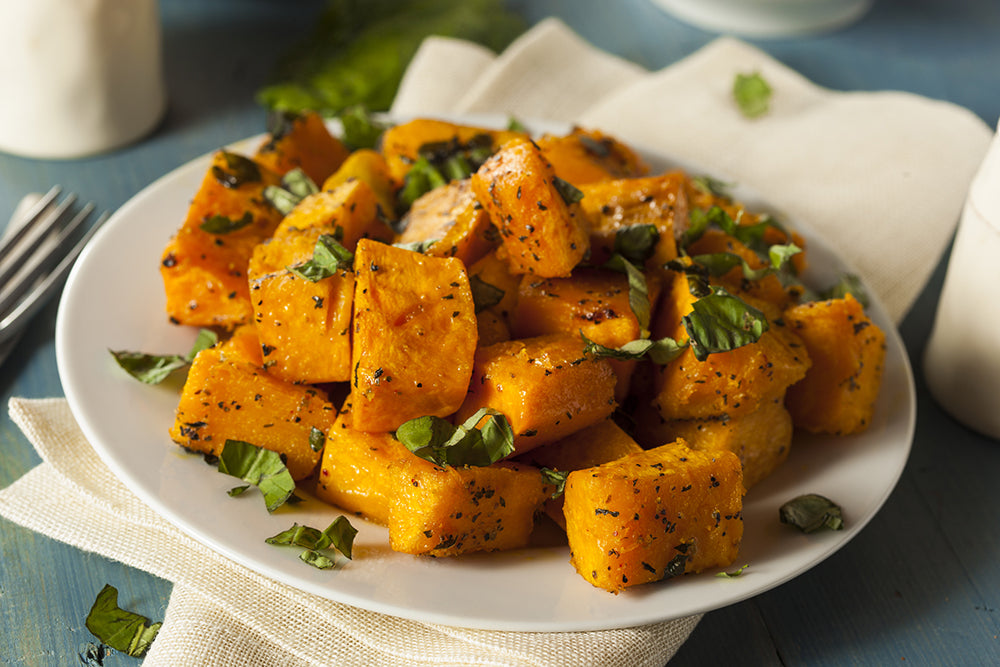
350, 239, 478, 432
564, 440, 744, 593
536, 127, 649, 186
253, 111, 350, 185
169, 346, 336, 480
397, 178, 497, 266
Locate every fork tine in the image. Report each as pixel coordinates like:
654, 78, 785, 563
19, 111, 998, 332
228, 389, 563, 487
0, 191, 77, 288
0, 185, 62, 266
0, 206, 110, 346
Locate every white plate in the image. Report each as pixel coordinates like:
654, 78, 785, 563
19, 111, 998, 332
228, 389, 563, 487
55, 120, 915, 632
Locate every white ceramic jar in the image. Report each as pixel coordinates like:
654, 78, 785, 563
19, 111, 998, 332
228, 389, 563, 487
0, 0, 166, 159
924, 120, 1000, 440
650, 0, 873, 38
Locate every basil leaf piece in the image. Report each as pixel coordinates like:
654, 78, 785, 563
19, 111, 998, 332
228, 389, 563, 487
716, 563, 750, 578
266, 516, 358, 561
309, 426, 326, 452
507, 116, 528, 132
288, 234, 354, 282
581, 332, 687, 365
683, 286, 769, 361
265, 109, 300, 143
614, 224, 660, 266
338, 105, 388, 150
733, 71, 772, 119
691, 174, 733, 199
85, 584, 161, 658
398, 155, 448, 209
200, 211, 253, 234
300, 550, 336, 569
264, 168, 320, 215
110, 329, 218, 384
212, 151, 262, 188
779, 493, 844, 533
691, 245, 801, 283
217, 439, 296, 512
470, 274, 505, 313
603, 254, 650, 338
540, 468, 569, 499
393, 239, 439, 254
396, 407, 515, 467
553, 176, 584, 205
820, 273, 871, 308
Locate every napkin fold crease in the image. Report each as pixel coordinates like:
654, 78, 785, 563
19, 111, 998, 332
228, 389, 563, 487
1, 17, 994, 667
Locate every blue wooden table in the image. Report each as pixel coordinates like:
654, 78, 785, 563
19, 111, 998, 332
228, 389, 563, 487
1, 0, 998, 664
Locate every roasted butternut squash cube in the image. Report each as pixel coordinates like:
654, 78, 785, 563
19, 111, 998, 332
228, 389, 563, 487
322, 149, 398, 221
387, 458, 546, 557
381, 118, 526, 186
350, 239, 478, 432
253, 111, 350, 185
315, 399, 411, 525
564, 440, 743, 592
536, 127, 648, 185
517, 418, 643, 530
455, 334, 617, 455
783, 295, 886, 435
248, 228, 355, 384
169, 347, 335, 480
468, 250, 521, 326
634, 395, 792, 489
397, 178, 496, 266
651, 271, 811, 420
512, 267, 660, 401
471, 138, 589, 278
579, 172, 686, 272
274, 180, 394, 249
160, 151, 283, 329
217, 324, 263, 367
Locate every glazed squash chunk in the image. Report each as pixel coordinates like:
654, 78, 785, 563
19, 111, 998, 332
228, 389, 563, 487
315, 399, 411, 525
253, 110, 350, 185
651, 271, 811, 420
578, 171, 688, 272
248, 228, 355, 384
783, 294, 886, 435
564, 440, 744, 593
160, 151, 283, 329
321, 149, 398, 221
471, 138, 589, 278
397, 178, 496, 266
169, 346, 336, 480
273, 179, 394, 249
350, 239, 478, 432
536, 127, 649, 186
387, 457, 546, 557
634, 394, 793, 489
455, 334, 617, 455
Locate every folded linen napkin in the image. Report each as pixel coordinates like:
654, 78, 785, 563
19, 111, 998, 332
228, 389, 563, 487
0, 17, 992, 667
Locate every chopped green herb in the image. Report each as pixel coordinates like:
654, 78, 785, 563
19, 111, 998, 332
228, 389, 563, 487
733, 71, 772, 119
338, 105, 389, 149
110, 328, 218, 384
393, 239, 439, 254
212, 151, 262, 188
469, 274, 505, 313
397, 155, 448, 209
691, 174, 733, 199
820, 273, 870, 308
217, 439, 297, 512
288, 233, 354, 282
581, 331, 688, 365
716, 563, 750, 578
540, 468, 569, 499
779, 493, 844, 533
603, 254, 651, 338
507, 116, 528, 132
613, 224, 660, 266
553, 176, 584, 205
396, 407, 514, 467
263, 168, 320, 215
309, 426, 326, 452
85, 584, 161, 658
266, 516, 358, 568
683, 286, 769, 362
200, 211, 254, 234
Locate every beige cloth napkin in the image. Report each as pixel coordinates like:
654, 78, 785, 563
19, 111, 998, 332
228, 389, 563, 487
0, 17, 993, 667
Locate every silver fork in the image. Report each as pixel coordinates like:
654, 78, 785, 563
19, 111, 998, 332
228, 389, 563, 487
0, 186, 110, 366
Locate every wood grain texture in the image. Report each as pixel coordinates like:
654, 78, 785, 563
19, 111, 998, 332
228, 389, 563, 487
2, 0, 1000, 664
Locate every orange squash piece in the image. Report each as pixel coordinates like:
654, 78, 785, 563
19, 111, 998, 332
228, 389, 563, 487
253, 111, 350, 185
169, 347, 336, 480
536, 127, 649, 185
273, 179, 394, 249
248, 228, 355, 384
350, 239, 478, 432
471, 138, 589, 278
397, 178, 496, 266
321, 149, 398, 221
564, 439, 743, 592
387, 457, 546, 557
160, 151, 283, 329
783, 294, 886, 435
455, 334, 617, 455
